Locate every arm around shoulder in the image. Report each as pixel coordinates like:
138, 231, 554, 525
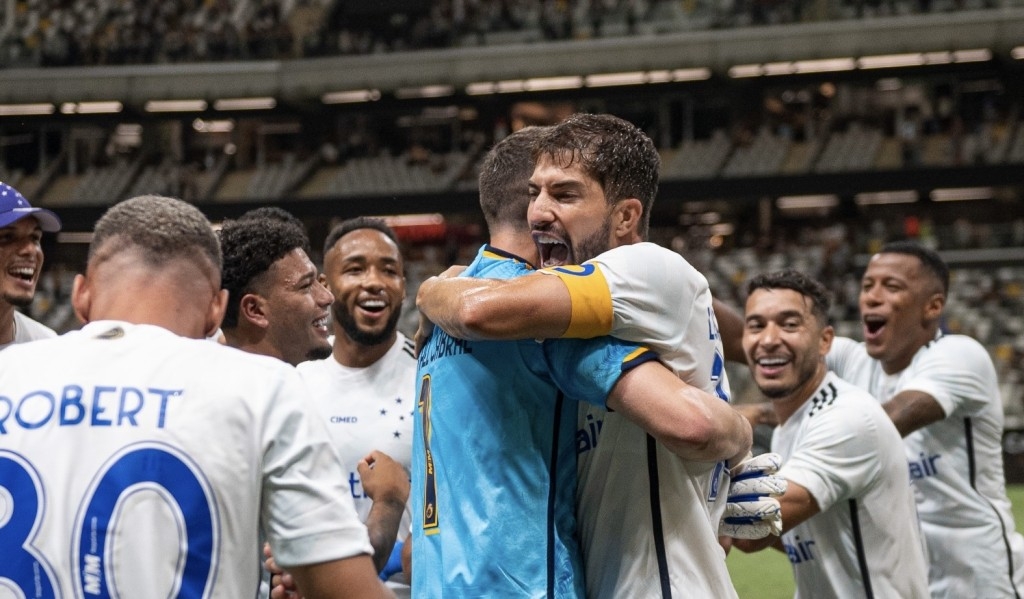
416, 272, 572, 340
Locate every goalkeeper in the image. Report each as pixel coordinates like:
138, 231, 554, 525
730, 269, 929, 598
414, 114, 783, 598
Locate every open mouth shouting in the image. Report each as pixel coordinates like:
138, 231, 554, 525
533, 232, 571, 268
862, 313, 887, 343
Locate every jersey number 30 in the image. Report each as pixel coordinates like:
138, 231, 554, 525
0, 444, 217, 598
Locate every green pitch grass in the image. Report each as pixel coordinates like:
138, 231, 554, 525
726, 484, 1024, 598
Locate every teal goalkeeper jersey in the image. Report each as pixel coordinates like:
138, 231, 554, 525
412, 245, 656, 598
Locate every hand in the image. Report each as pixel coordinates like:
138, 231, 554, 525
414, 265, 467, 358
358, 450, 410, 507
719, 452, 786, 540
264, 542, 302, 599
413, 311, 434, 359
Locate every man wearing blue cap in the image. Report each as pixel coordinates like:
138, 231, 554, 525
0, 181, 62, 349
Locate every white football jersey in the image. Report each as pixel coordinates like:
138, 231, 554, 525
544, 242, 737, 599
828, 333, 1024, 598
0, 321, 371, 598
298, 332, 416, 594
0, 310, 57, 350
772, 372, 930, 598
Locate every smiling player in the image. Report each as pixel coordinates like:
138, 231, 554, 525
0, 181, 61, 350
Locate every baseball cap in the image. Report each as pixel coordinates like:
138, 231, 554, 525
0, 181, 61, 232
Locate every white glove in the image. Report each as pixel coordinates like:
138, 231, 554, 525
719, 452, 786, 540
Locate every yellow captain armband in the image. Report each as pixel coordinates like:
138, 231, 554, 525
539, 263, 613, 338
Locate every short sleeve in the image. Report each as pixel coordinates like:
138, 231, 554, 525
898, 335, 996, 418
261, 368, 374, 568
777, 401, 883, 513
541, 336, 658, 408
542, 243, 704, 346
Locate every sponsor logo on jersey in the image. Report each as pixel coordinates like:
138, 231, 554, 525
908, 451, 942, 480
577, 412, 603, 454
329, 415, 359, 423
349, 471, 369, 499
784, 534, 818, 564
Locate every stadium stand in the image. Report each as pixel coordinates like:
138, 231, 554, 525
2, 0, 1024, 436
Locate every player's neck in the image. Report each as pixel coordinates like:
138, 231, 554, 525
0, 302, 15, 345
224, 329, 290, 365
489, 229, 538, 267
772, 367, 829, 425
332, 329, 395, 368
880, 326, 937, 375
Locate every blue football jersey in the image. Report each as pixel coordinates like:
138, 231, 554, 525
412, 245, 655, 598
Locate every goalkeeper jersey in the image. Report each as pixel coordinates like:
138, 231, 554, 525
772, 372, 929, 599
411, 245, 656, 598
828, 333, 1024, 598
543, 241, 738, 599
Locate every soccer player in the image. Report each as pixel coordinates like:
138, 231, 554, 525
219, 216, 333, 366
0, 195, 392, 598
0, 181, 61, 349
415, 115, 775, 598
731, 269, 930, 598
297, 217, 414, 593
219, 214, 410, 595
412, 125, 752, 597
825, 241, 1024, 597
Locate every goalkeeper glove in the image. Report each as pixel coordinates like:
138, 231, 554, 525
719, 452, 786, 539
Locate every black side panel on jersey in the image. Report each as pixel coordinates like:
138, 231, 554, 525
848, 499, 874, 599
547, 391, 565, 598
965, 417, 976, 487
966, 417, 1023, 598
646, 434, 672, 597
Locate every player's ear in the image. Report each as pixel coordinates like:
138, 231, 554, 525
613, 198, 643, 238
923, 292, 944, 322
71, 273, 91, 325
240, 293, 270, 329
819, 324, 835, 357
205, 288, 229, 338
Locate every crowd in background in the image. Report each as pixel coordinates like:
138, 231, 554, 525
0, 0, 1016, 68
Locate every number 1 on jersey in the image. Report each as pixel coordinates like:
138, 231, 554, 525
419, 375, 439, 533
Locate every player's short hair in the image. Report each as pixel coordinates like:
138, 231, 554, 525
91, 195, 221, 272
747, 269, 832, 326
478, 126, 550, 232
218, 217, 311, 329
323, 216, 400, 258
878, 240, 949, 295
534, 113, 660, 238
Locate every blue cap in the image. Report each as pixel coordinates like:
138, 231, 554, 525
0, 182, 61, 232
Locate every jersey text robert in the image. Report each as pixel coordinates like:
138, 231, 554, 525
0, 384, 181, 433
